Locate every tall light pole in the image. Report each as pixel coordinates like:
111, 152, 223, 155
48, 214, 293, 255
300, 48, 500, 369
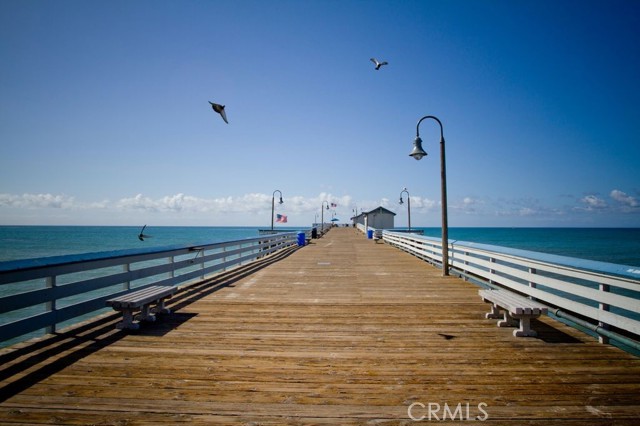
399, 188, 411, 232
271, 190, 283, 231
409, 115, 449, 276
321, 201, 329, 233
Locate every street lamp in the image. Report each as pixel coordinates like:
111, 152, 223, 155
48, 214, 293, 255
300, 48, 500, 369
399, 188, 411, 232
410, 115, 449, 276
321, 201, 329, 233
271, 190, 284, 231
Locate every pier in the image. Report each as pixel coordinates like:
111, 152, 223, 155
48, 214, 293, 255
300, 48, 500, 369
1, 227, 640, 424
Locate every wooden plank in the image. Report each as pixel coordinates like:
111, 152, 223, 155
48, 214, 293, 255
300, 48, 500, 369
1, 227, 640, 425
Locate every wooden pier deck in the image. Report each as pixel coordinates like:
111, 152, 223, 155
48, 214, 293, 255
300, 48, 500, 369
1, 227, 639, 425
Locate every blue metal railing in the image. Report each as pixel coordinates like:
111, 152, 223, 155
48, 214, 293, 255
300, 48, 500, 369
0, 232, 297, 347
381, 230, 640, 349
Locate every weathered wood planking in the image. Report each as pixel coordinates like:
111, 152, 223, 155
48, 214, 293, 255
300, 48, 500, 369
1, 227, 639, 425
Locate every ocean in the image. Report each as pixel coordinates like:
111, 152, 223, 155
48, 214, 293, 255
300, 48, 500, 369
417, 227, 640, 267
0, 226, 301, 263
0, 225, 638, 267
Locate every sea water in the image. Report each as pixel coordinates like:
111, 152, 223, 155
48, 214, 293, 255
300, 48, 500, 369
0, 226, 304, 262
416, 227, 640, 267
0, 226, 639, 266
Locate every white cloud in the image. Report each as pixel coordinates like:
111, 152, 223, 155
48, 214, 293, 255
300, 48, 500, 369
463, 197, 475, 206
580, 194, 607, 210
116, 193, 274, 214
408, 196, 439, 212
2, 190, 637, 226
0, 193, 76, 209
610, 189, 638, 208
518, 207, 536, 216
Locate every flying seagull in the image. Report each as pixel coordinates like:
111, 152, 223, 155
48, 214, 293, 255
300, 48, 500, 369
209, 101, 228, 124
370, 57, 388, 70
138, 225, 152, 241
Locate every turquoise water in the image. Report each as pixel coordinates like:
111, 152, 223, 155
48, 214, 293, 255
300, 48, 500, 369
0, 226, 306, 262
415, 227, 640, 267
0, 226, 639, 266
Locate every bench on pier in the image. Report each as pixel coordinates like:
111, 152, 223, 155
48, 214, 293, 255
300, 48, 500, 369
479, 289, 548, 337
106, 285, 176, 330
373, 229, 383, 243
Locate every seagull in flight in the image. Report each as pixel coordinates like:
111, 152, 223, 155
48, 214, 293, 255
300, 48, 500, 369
209, 101, 228, 124
370, 57, 388, 70
138, 225, 152, 241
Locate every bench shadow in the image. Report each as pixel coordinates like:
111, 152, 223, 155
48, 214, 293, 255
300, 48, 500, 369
0, 246, 299, 403
132, 311, 199, 336
532, 319, 584, 344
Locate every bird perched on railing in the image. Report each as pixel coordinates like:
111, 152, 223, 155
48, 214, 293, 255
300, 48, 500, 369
370, 57, 388, 70
209, 101, 228, 124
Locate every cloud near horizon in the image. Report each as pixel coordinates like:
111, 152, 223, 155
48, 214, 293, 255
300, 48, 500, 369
579, 190, 639, 212
0, 189, 638, 225
0, 193, 76, 209
610, 190, 639, 209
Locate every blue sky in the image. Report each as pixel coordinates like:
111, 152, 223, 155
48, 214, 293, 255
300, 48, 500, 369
1, 0, 639, 227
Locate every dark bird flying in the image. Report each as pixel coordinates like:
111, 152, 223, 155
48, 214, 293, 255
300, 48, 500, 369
370, 57, 388, 70
209, 101, 228, 124
138, 225, 152, 241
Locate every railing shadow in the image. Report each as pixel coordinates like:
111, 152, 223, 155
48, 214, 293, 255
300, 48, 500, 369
0, 313, 125, 403
167, 245, 299, 312
0, 246, 299, 403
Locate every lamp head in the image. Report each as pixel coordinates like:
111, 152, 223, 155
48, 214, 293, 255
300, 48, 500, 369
279, 197, 284, 204
409, 136, 428, 160
399, 197, 404, 205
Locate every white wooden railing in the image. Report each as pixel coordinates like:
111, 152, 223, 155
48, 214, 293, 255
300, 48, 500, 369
381, 230, 640, 347
0, 232, 297, 346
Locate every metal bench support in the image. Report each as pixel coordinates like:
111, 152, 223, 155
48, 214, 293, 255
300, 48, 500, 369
479, 289, 548, 338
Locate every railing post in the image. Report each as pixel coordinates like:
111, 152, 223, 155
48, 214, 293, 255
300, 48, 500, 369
123, 263, 131, 291
222, 246, 227, 271
489, 257, 496, 285
599, 283, 610, 344
199, 250, 205, 280
463, 251, 470, 281
529, 267, 537, 301
45, 276, 56, 334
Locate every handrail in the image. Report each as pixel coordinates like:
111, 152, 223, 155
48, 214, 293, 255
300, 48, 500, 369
382, 230, 640, 348
0, 232, 297, 346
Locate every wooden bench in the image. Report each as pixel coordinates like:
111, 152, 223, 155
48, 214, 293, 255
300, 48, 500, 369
373, 229, 383, 243
479, 289, 548, 337
106, 285, 177, 330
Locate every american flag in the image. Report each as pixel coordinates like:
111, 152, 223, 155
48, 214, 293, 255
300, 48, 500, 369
275, 214, 288, 223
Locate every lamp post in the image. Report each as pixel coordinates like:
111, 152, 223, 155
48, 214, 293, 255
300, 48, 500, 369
271, 190, 284, 231
321, 201, 329, 233
399, 188, 411, 232
409, 115, 449, 276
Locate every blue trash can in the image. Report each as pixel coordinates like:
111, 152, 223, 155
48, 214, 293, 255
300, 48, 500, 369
367, 230, 374, 239
297, 232, 306, 246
